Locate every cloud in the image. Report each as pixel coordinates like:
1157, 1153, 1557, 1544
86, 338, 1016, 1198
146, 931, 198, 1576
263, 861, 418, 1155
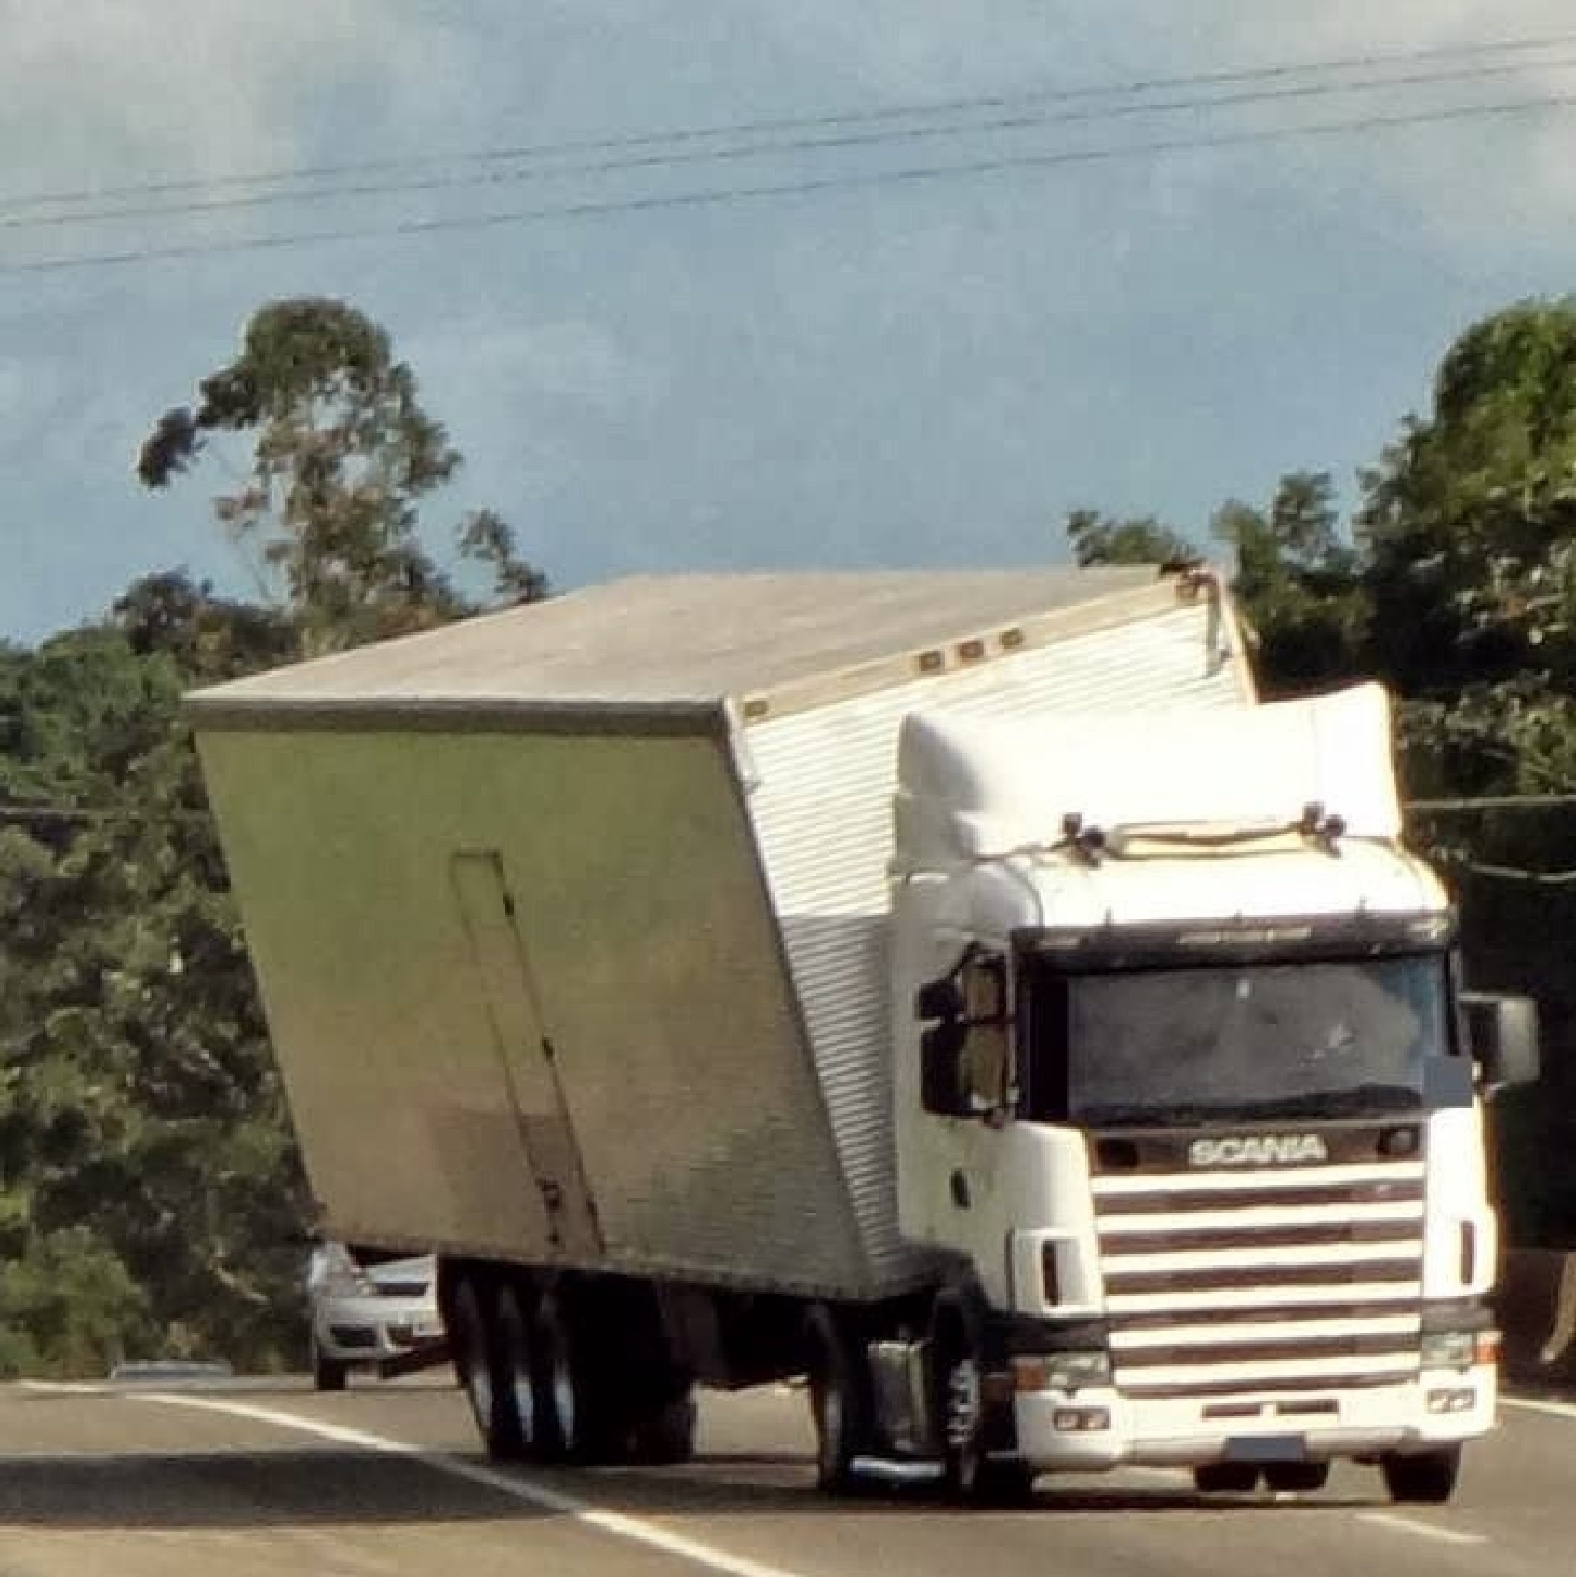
0, 2, 450, 193
2, 2, 1575, 642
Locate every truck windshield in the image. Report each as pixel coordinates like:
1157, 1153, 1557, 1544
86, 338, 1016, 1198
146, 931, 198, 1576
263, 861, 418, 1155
1055, 954, 1452, 1127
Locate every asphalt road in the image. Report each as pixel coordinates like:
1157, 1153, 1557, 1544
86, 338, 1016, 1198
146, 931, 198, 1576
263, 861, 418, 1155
0, 1376, 1569, 1577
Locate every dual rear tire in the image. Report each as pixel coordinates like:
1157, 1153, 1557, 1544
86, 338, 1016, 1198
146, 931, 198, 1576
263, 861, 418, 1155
449, 1269, 696, 1466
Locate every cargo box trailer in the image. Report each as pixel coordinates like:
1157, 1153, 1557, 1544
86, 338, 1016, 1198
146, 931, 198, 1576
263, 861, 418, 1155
188, 567, 1537, 1503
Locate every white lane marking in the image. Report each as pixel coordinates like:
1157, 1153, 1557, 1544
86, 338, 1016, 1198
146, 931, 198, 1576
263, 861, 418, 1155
15, 1380, 114, 1396
1502, 1395, 1576, 1422
1356, 1511, 1487, 1547
137, 1392, 813, 1577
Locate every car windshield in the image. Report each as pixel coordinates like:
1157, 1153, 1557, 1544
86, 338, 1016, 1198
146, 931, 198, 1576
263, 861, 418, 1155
1060, 954, 1451, 1127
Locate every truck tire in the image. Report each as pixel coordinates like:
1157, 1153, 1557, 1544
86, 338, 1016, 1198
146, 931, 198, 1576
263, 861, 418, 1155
931, 1303, 1034, 1507
1193, 1463, 1259, 1494
310, 1337, 349, 1393
1263, 1461, 1329, 1494
534, 1282, 623, 1464
1381, 1446, 1460, 1504
630, 1391, 699, 1466
451, 1275, 526, 1460
807, 1305, 869, 1495
494, 1280, 542, 1460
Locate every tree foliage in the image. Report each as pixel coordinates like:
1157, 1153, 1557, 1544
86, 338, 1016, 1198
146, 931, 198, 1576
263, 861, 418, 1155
0, 297, 555, 1374
1067, 296, 1576, 1245
1064, 508, 1199, 569
137, 296, 546, 654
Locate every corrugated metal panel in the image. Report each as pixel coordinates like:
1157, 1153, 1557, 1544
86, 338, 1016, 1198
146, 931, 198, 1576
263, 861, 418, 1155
746, 603, 1249, 1276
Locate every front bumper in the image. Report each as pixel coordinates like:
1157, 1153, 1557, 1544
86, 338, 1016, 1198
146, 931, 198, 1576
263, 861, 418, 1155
312, 1295, 446, 1366
1010, 1362, 1499, 1472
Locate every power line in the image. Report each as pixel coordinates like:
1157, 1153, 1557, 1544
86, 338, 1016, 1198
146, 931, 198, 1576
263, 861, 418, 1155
3, 90, 1572, 279
6, 27, 1576, 215
5, 785, 1573, 827
7, 53, 1574, 236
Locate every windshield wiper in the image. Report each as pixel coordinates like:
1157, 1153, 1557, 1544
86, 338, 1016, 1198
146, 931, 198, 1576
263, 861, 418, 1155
1076, 1084, 1422, 1128
1077, 1103, 1224, 1129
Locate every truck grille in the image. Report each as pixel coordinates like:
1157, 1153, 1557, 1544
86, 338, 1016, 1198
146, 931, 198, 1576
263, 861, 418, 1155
1091, 1139, 1425, 1402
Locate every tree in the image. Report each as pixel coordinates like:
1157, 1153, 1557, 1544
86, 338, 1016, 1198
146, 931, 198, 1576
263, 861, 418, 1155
1065, 508, 1200, 568
0, 622, 307, 1370
1350, 300, 1576, 1249
1358, 299, 1576, 701
1212, 472, 1366, 697
136, 297, 545, 655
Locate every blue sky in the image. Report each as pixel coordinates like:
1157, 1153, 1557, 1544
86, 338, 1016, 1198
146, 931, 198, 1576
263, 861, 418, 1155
2, 2, 1575, 643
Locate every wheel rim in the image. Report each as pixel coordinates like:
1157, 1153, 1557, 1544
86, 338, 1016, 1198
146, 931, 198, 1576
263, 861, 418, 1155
946, 1357, 981, 1487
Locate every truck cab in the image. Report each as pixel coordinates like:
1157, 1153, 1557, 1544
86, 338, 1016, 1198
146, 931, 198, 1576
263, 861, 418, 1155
880, 682, 1537, 1501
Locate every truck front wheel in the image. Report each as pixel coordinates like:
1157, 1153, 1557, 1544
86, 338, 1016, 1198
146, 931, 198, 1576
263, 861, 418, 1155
932, 1311, 1034, 1506
1193, 1463, 1259, 1494
1381, 1446, 1460, 1504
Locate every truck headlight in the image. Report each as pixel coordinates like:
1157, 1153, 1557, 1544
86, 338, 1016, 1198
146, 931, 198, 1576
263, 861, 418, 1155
1420, 1331, 1475, 1370
1012, 1350, 1112, 1394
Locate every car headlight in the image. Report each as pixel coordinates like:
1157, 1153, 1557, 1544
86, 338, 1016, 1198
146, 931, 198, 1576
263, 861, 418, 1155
311, 1244, 375, 1299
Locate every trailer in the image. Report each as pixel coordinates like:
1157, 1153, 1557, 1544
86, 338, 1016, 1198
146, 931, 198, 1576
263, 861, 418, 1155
188, 566, 1536, 1502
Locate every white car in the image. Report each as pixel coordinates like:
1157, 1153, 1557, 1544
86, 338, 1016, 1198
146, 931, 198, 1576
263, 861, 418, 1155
305, 1241, 446, 1390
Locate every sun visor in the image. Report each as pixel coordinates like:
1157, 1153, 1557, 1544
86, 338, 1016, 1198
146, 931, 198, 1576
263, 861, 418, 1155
894, 682, 1401, 864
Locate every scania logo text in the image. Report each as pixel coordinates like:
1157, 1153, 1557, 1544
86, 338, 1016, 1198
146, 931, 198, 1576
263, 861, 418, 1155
1188, 1134, 1329, 1168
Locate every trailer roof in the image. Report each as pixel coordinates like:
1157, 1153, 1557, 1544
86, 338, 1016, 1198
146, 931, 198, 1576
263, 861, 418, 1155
187, 567, 1187, 726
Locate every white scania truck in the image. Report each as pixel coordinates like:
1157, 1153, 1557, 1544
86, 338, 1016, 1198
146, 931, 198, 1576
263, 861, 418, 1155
186, 566, 1537, 1505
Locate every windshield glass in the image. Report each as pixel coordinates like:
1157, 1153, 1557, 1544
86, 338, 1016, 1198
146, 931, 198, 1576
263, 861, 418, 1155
1061, 954, 1450, 1126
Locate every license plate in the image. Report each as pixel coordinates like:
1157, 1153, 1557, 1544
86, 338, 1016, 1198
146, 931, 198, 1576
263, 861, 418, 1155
1224, 1435, 1306, 1463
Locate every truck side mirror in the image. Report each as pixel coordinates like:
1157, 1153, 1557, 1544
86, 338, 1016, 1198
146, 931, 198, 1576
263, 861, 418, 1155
1460, 992, 1540, 1091
921, 1019, 968, 1115
915, 977, 964, 1021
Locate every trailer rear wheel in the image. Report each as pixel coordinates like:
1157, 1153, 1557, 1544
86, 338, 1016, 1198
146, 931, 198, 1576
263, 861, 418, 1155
452, 1276, 524, 1460
535, 1283, 625, 1464
494, 1280, 541, 1459
1381, 1445, 1460, 1505
807, 1305, 869, 1495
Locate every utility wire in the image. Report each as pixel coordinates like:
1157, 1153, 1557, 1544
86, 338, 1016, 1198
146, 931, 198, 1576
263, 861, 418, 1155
3, 90, 1572, 278
6, 54, 1574, 235
5, 27, 1576, 214
6, 787, 1575, 826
